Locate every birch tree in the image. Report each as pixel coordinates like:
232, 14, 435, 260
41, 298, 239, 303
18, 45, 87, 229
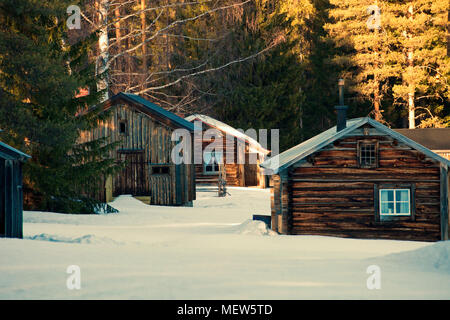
80, 0, 280, 113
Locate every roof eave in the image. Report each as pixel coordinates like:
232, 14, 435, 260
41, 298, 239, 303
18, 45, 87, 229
261, 118, 369, 173
263, 117, 450, 174
86, 93, 195, 132
186, 115, 271, 154
367, 118, 450, 167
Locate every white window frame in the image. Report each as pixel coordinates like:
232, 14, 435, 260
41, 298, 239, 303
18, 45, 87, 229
379, 188, 411, 216
203, 150, 221, 175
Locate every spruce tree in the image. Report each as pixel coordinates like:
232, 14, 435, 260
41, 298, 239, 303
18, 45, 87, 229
204, 0, 308, 151
326, 0, 449, 127
0, 0, 118, 213
388, 0, 449, 128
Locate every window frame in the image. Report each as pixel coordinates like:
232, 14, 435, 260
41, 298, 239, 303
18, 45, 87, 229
379, 188, 411, 215
374, 184, 416, 222
151, 165, 171, 175
203, 150, 221, 175
357, 140, 379, 168
119, 120, 128, 136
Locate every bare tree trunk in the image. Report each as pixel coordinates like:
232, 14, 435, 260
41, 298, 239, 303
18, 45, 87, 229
373, 19, 382, 122
407, 4, 415, 129
447, 8, 449, 57
97, 0, 110, 101
166, 0, 170, 70
374, 84, 381, 121
141, 0, 147, 89
114, 5, 121, 50
128, 24, 133, 90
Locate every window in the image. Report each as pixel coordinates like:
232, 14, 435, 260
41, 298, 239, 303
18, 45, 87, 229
152, 166, 170, 175
203, 150, 221, 174
119, 121, 127, 135
375, 184, 415, 222
379, 189, 411, 215
358, 141, 378, 168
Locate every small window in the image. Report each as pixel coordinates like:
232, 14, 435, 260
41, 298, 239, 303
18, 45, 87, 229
152, 166, 170, 175
119, 121, 127, 135
203, 150, 221, 175
379, 189, 410, 216
358, 141, 378, 168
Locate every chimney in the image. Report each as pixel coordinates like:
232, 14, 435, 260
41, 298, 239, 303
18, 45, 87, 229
335, 79, 348, 132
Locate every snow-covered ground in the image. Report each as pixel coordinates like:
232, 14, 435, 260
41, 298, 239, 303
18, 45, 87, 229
0, 187, 449, 299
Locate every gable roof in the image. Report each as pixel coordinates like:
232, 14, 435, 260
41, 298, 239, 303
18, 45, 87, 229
0, 141, 31, 162
185, 114, 270, 154
394, 128, 450, 151
90, 92, 195, 131
261, 117, 450, 174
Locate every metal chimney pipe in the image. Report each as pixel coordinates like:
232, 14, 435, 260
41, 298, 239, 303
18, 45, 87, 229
335, 79, 348, 132
338, 78, 345, 105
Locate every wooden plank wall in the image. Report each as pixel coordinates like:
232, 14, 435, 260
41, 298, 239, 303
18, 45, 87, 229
78, 103, 195, 206
193, 133, 243, 187
193, 129, 266, 187
286, 130, 442, 241
0, 159, 23, 238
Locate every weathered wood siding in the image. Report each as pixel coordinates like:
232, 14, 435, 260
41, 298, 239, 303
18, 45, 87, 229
0, 159, 23, 238
273, 127, 445, 241
79, 103, 195, 206
194, 134, 243, 186
193, 126, 265, 187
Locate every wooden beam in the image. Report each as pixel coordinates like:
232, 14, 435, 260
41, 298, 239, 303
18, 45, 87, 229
280, 170, 290, 235
440, 164, 449, 240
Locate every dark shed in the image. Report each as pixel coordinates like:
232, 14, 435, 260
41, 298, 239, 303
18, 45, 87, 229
0, 141, 30, 238
79, 92, 196, 206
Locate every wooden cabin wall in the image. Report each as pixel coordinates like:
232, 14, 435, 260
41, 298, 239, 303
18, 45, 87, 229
193, 133, 244, 187
285, 130, 443, 241
78, 103, 195, 206
270, 173, 289, 234
193, 128, 266, 187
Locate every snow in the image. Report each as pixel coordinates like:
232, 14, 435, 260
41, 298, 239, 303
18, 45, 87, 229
0, 187, 449, 299
185, 114, 270, 154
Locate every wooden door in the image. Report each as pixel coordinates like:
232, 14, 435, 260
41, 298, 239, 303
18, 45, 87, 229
115, 151, 147, 196
244, 152, 258, 186
0, 159, 4, 236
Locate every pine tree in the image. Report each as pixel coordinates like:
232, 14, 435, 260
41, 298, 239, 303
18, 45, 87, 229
0, 0, 118, 213
388, 0, 449, 128
177, 0, 308, 151
300, 0, 341, 139
325, 0, 399, 123
325, 0, 449, 128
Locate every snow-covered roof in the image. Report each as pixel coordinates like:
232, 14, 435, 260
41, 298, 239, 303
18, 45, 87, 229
261, 117, 450, 174
185, 114, 270, 154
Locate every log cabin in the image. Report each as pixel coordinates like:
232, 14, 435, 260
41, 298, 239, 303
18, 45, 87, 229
261, 109, 449, 242
79, 92, 196, 206
394, 128, 450, 161
185, 114, 270, 188
0, 140, 30, 238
